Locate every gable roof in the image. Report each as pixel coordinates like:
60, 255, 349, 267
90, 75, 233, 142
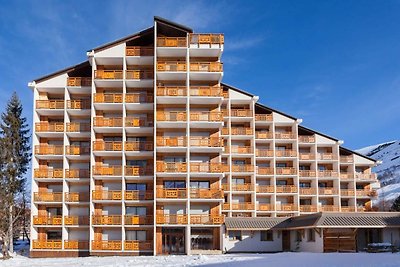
154, 16, 193, 33
32, 61, 90, 84
225, 217, 287, 230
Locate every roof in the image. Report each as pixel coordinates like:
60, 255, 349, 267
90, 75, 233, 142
32, 61, 90, 83
225, 217, 287, 230
340, 146, 377, 163
154, 16, 193, 33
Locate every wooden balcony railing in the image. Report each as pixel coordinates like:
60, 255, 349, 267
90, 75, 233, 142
126, 70, 154, 79
32, 240, 62, 249
94, 93, 123, 103
318, 187, 338, 195
190, 111, 223, 122
231, 127, 253, 135
255, 131, 273, 139
124, 215, 153, 225
340, 189, 355, 196
92, 215, 122, 225
157, 111, 187, 121
94, 70, 123, 79
276, 185, 298, 193
66, 100, 91, 109
320, 205, 340, 212
340, 173, 354, 180
190, 162, 226, 173
35, 145, 63, 155
256, 185, 274, 193
156, 188, 187, 198
318, 153, 337, 160
257, 167, 274, 175
157, 61, 187, 71
356, 189, 376, 197
65, 192, 89, 202
125, 116, 153, 127
299, 187, 317, 195
64, 216, 90, 225
126, 46, 154, 56
224, 202, 254, 210
92, 190, 122, 201
190, 188, 224, 199
91, 240, 122, 250
36, 100, 64, 109
190, 137, 223, 147
125, 93, 153, 103
355, 173, 377, 180
299, 153, 315, 160
318, 170, 338, 177
190, 62, 223, 72
66, 122, 90, 132
256, 149, 274, 157
341, 206, 356, 212
228, 146, 253, 154
221, 127, 229, 135
65, 169, 90, 178
231, 109, 252, 117
298, 135, 315, 143
156, 214, 188, 224
35, 122, 64, 132
300, 205, 318, 212
232, 164, 254, 172
275, 150, 297, 157
190, 86, 222, 97
92, 166, 123, 176
223, 183, 253, 191
276, 167, 297, 175
255, 114, 273, 121
125, 165, 153, 176
299, 170, 316, 177
93, 117, 123, 127
156, 161, 187, 173
157, 86, 187, 96
124, 240, 153, 251
256, 203, 272, 211
157, 37, 187, 47
33, 192, 63, 202
33, 216, 62, 225
65, 145, 90, 155
276, 204, 298, 211
34, 168, 63, 178
64, 240, 89, 250
340, 155, 354, 163
190, 215, 225, 225
125, 141, 153, 151
275, 132, 296, 139
189, 34, 224, 46
67, 77, 91, 87
125, 190, 154, 200
93, 141, 123, 151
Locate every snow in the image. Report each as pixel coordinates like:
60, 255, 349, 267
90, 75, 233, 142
1, 253, 400, 267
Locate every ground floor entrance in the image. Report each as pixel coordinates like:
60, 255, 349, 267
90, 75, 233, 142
161, 228, 185, 254
323, 229, 357, 252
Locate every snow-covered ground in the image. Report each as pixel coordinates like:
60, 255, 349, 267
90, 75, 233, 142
1, 253, 400, 267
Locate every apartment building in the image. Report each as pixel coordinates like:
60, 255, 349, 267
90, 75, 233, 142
28, 17, 380, 257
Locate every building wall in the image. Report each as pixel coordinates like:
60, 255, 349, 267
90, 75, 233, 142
223, 230, 282, 252
289, 229, 324, 253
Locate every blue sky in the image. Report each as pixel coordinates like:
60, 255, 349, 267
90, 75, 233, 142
0, 0, 399, 151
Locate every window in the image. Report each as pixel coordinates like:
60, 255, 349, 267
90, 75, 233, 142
296, 231, 302, 242
126, 206, 147, 216
276, 180, 288, 186
318, 165, 326, 171
299, 182, 310, 188
164, 181, 185, 188
228, 231, 242, 241
190, 181, 210, 189
276, 163, 287, 168
260, 230, 273, 241
299, 165, 310, 170
126, 160, 147, 167
232, 178, 245, 185
126, 183, 147, 191
126, 230, 146, 241
307, 229, 315, 242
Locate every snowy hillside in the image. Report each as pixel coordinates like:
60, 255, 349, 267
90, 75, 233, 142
356, 140, 400, 209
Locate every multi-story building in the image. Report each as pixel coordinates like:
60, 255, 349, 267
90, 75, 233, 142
28, 17, 380, 257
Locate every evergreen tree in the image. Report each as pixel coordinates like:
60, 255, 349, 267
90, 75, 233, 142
0, 92, 31, 259
391, 195, 400, 212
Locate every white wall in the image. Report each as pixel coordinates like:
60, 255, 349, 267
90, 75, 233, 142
290, 229, 324, 252
223, 230, 282, 252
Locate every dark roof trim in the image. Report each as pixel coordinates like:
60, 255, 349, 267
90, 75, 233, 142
33, 61, 89, 83
89, 27, 153, 53
221, 82, 255, 98
256, 102, 298, 121
154, 16, 193, 33
298, 125, 339, 142
340, 146, 377, 163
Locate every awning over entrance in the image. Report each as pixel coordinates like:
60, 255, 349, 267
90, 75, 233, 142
225, 217, 286, 230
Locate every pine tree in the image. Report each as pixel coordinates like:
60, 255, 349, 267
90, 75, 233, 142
0, 92, 31, 259
391, 195, 400, 212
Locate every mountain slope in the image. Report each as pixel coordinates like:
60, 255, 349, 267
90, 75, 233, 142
356, 140, 400, 210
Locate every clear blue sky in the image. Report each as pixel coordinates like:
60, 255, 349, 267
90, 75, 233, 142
0, 0, 399, 151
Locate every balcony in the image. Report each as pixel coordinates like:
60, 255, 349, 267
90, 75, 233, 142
156, 188, 187, 199
257, 203, 273, 211
124, 215, 153, 225
298, 135, 315, 143
93, 117, 123, 128
156, 111, 187, 122
355, 173, 377, 180
66, 100, 91, 110
64, 216, 90, 226
125, 116, 153, 128
356, 189, 376, 197
125, 165, 153, 176
94, 70, 123, 80
157, 37, 187, 47
299, 153, 315, 160
232, 164, 254, 173
299, 170, 316, 177
189, 33, 224, 47
35, 122, 64, 133
65, 169, 90, 179
125, 93, 153, 103
276, 167, 297, 175
341, 206, 356, 212
156, 161, 187, 173
224, 202, 254, 210
67, 77, 91, 87
157, 61, 187, 72
32, 240, 62, 250
34, 168, 63, 179
156, 214, 188, 224
228, 146, 253, 154
231, 127, 253, 136
36, 100, 64, 109
124, 240, 153, 251
276, 185, 298, 193
64, 240, 89, 250
223, 183, 253, 191
256, 149, 274, 157
126, 46, 154, 56
231, 109, 252, 117
299, 187, 317, 195
92, 241, 122, 250
275, 150, 297, 157
190, 188, 224, 199
276, 204, 298, 212
157, 86, 187, 97
66, 122, 90, 132
275, 132, 296, 140
190, 137, 223, 148
320, 205, 340, 212
93, 141, 123, 151
190, 162, 226, 173
255, 114, 273, 122
318, 187, 338, 195
94, 93, 123, 103
33, 216, 62, 226
340, 189, 355, 196
340, 155, 354, 163
255, 131, 273, 139
33, 192, 62, 202
125, 190, 154, 200
300, 205, 318, 212
190, 111, 223, 122
126, 70, 154, 80
125, 141, 153, 151
190, 62, 223, 72
256, 185, 274, 193
92, 190, 122, 201
92, 166, 122, 176
190, 214, 224, 225
257, 167, 274, 175
190, 86, 222, 97
318, 153, 337, 160
35, 145, 63, 156
65, 192, 89, 202
65, 145, 90, 156
318, 170, 338, 177
92, 215, 122, 225
340, 173, 354, 180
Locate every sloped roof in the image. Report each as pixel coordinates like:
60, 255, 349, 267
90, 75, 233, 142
33, 61, 90, 83
154, 16, 193, 33
225, 217, 287, 230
